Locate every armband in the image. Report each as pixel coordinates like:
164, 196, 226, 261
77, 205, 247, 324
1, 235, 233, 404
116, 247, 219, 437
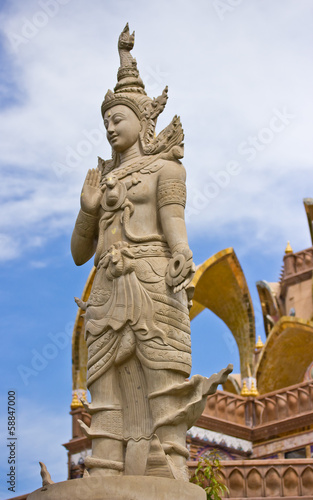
75, 210, 98, 238
157, 178, 186, 210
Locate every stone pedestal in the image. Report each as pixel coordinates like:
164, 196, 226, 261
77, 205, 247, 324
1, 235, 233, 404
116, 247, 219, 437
27, 476, 206, 500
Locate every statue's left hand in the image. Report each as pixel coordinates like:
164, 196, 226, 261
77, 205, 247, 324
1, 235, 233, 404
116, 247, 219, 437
166, 248, 196, 293
81, 169, 102, 216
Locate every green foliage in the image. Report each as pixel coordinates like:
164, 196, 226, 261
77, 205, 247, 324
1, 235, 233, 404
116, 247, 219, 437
190, 451, 229, 500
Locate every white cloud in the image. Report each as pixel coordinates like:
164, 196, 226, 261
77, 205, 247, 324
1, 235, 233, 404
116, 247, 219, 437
0, 234, 20, 261
0, 0, 312, 264
29, 260, 47, 268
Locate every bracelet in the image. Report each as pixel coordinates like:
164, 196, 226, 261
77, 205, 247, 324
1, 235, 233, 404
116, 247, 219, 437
171, 242, 189, 254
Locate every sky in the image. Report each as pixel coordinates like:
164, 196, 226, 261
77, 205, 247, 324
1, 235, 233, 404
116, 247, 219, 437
0, 0, 312, 497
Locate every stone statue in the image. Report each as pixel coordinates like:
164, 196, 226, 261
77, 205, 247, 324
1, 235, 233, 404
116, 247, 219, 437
26, 23, 232, 500
70, 23, 231, 483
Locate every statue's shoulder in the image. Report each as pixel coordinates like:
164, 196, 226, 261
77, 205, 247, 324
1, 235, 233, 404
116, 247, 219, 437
140, 157, 186, 182
157, 158, 186, 183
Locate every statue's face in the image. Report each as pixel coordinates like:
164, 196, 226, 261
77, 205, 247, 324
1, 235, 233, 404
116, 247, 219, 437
103, 105, 141, 153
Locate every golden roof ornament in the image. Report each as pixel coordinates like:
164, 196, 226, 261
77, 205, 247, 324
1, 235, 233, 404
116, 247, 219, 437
285, 241, 293, 254
255, 336, 264, 349
240, 380, 250, 396
71, 391, 83, 410
249, 380, 259, 397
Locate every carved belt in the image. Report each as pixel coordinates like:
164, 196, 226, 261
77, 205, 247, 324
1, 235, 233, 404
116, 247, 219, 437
96, 241, 171, 269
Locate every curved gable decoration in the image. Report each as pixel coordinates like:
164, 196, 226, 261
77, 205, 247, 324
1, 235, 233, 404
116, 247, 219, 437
256, 316, 313, 393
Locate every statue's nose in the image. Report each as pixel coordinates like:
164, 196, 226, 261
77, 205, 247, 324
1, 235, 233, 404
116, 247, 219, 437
107, 121, 115, 134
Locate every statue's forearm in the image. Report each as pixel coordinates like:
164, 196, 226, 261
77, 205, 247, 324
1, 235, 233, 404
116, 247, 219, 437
157, 167, 189, 255
159, 205, 189, 254
71, 210, 98, 266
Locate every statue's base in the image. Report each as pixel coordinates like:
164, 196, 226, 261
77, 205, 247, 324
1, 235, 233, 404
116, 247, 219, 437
27, 476, 206, 500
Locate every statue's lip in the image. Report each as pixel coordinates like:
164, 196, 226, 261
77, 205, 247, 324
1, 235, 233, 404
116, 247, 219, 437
109, 135, 119, 143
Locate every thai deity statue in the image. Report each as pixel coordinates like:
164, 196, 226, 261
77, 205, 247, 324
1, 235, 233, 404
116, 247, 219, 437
71, 24, 231, 482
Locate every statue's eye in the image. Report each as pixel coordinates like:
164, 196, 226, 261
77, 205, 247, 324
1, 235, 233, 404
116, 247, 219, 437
103, 120, 108, 129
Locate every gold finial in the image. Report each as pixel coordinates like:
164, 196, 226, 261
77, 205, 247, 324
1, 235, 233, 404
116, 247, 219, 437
241, 380, 250, 397
71, 391, 83, 410
255, 336, 264, 349
285, 241, 293, 254
249, 380, 259, 397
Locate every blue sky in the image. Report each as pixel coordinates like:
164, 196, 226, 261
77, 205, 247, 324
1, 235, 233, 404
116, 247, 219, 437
1, 0, 313, 496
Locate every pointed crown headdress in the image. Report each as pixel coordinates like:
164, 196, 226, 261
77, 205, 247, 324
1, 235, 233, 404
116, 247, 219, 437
101, 23, 184, 160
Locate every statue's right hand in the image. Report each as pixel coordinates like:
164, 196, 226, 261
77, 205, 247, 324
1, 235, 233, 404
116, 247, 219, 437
80, 169, 102, 216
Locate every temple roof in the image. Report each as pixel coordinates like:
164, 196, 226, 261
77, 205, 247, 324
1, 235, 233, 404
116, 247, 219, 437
256, 316, 313, 393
